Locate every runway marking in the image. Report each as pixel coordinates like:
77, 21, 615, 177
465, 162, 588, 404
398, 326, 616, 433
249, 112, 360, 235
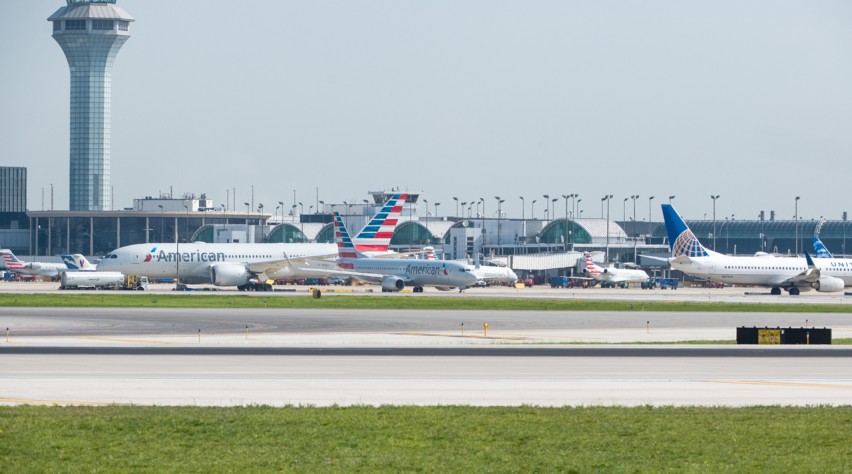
708, 380, 852, 390
79, 336, 185, 345
0, 397, 113, 406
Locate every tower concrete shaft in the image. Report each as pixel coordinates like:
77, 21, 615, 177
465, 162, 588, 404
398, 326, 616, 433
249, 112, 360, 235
48, 0, 133, 211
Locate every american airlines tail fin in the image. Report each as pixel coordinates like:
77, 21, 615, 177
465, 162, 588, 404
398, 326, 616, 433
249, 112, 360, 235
1, 249, 25, 270
333, 212, 365, 260
584, 254, 603, 275
62, 254, 97, 270
661, 204, 710, 258
352, 193, 407, 253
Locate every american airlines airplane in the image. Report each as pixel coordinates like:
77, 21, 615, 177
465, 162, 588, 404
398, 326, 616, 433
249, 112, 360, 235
96, 194, 409, 290
1, 250, 68, 277
61, 254, 98, 271
662, 204, 850, 295
582, 254, 648, 288
307, 212, 477, 292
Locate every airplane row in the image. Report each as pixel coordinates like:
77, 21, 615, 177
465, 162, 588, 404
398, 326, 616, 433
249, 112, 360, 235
2, 194, 516, 293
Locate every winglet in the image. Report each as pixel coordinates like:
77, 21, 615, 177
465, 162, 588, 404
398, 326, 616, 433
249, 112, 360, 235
804, 251, 815, 268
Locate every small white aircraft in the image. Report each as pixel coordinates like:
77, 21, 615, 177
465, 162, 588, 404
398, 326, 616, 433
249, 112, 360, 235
61, 254, 98, 271
1, 249, 68, 277
582, 254, 648, 288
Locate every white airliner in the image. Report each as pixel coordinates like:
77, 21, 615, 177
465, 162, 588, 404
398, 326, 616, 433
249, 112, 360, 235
96, 194, 410, 290
1, 250, 68, 277
582, 254, 648, 288
662, 204, 851, 295
467, 260, 518, 286
299, 212, 477, 292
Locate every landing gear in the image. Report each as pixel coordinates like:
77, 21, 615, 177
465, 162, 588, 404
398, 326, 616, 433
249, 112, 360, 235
413, 286, 424, 293
770, 287, 781, 296
788, 287, 800, 296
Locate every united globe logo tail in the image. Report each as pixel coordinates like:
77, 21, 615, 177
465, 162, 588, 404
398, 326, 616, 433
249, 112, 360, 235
661, 204, 708, 257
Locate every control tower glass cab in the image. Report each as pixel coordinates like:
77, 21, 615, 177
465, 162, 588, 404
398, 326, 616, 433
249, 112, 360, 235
48, 0, 134, 211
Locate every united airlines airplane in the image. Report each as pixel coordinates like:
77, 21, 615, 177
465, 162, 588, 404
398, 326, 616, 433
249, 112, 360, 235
662, 204, 852, 295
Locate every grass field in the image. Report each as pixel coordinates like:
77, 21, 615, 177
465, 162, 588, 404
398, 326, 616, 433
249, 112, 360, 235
2, 293, 852, 313
1, 406, 850, 472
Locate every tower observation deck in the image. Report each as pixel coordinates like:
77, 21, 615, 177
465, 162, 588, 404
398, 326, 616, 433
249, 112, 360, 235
48, 0, 134, 211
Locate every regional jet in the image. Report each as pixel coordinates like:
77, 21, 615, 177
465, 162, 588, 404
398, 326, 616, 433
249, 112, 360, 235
1, 249, 68, 277
582, 254, 649, 288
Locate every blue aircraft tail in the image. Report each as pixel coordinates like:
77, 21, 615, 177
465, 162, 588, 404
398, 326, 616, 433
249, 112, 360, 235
813, 236, 833, 258
661, 204, 709, 257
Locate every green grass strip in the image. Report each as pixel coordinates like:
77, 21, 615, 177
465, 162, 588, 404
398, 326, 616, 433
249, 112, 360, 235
2, 293, 852, 312
1, 406, 850, 472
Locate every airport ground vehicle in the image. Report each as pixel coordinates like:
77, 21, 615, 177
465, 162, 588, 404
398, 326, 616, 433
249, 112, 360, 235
60, 272, 149, 290
641, 277, 679, 290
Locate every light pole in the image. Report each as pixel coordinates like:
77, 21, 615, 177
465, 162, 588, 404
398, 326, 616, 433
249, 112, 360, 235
244, 202, 250, 243
318, 200, 324, 214
453, 197, 459, 218
543, 195, 550, 220
562, 194, 571, 252
632, 195, 640, 261
711, 195, 720, 251
795, 196, 801, 255
552, 198, 558, 223
479, 197, 486, 248
623, 197, 628, 222
570, 194, 578, 250
298, 202, 303, 215
519, 196, 525, 220
461, 202, 467, 219
434, 202, 441, 218
604, 195, 613, 261
531, 200, 537, 220
158, 204, 164, 241
647, 195, 654, 245
668, 195, 675, 204
423, 199, 428, 217
495, 196, 503, 247
278, 201, 284, 223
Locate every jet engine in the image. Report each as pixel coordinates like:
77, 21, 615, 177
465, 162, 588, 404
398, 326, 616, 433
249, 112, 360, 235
814, 276, 844, 293
210, 263, 251, 287
381, 276, 405, 292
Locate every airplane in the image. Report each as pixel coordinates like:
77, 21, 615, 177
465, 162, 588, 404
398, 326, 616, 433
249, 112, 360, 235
813, 219, 832, 258
661, 203, 847, 295
582, 254, 649, 288
298, 212, 477, 292
418, 247, 517, 286
61, 254, 98, 271
0, 249, 68, 277
350, 193, 406, 255
96, 194, 410, 290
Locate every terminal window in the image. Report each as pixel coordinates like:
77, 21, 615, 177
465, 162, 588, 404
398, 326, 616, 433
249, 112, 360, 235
118, 21, 129, 31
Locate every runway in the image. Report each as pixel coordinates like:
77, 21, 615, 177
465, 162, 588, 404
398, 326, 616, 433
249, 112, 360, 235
1, 306, 851, 406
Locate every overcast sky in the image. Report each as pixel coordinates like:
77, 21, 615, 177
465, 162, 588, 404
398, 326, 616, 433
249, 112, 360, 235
2, 1, 852, 222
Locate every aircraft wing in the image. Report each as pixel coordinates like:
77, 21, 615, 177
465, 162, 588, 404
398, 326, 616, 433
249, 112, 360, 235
780, 252, 821, 286
245, 253, 339, 274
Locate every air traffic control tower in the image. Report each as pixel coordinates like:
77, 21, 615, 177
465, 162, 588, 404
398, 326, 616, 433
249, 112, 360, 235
48, 0, 133, 211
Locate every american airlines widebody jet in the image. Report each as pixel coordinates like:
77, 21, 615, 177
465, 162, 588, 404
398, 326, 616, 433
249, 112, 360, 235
662, 203, 852, 295
96, 194, 411, 290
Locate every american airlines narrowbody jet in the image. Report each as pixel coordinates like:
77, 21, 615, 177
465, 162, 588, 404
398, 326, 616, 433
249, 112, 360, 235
295, 212, 477, 292
97, 194, 410, 290
662, 203, 852, 295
